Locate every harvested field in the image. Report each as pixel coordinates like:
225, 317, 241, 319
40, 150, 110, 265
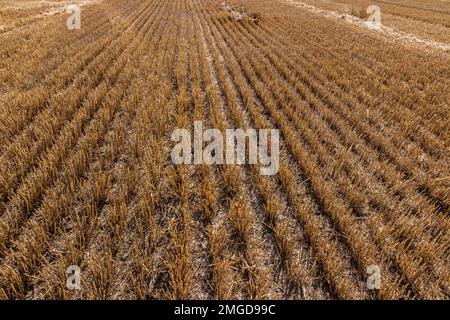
0, 0, 449, 300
